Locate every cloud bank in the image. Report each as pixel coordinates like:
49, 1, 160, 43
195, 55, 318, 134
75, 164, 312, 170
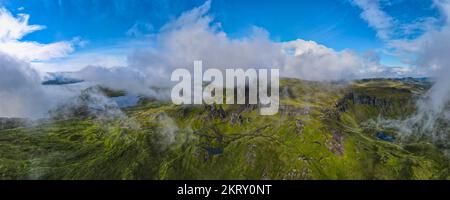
76, 0, 391, 96
0, 53, 52, 118
399, 0, 450, 140
353, 0, 450, 141
0, 7, 83, 118
1, 0, 446, 119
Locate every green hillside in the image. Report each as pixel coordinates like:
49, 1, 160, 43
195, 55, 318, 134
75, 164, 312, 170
0, 78, 448, 180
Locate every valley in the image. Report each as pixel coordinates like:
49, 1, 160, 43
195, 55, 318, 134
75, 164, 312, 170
0, 78, 448, 180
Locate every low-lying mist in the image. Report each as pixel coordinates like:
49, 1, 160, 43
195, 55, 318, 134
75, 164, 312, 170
366, 6, 450, 144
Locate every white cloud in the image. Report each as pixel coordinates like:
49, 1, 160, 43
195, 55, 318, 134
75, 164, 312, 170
0, 52, 80, 118
0, 7, 44, 41
351, 0, 440, 42
33, 49, 128, 72
282, 39, 365, 81
386, 1, 450, 72
351, 0, 395, 40
0, 7, 74, 61
79, 0, 382, 92
435, 0, 450, 21
368, 0, 450, 141
126, 21, 154, 38
0, 7, 84, 118
0, 40, 74, 62
0, 52, 43, 118
74, 0, 431, 100
1, 0, 436, 119
351, 0, 450, 77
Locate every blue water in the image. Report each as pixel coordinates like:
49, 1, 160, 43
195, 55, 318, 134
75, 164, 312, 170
376, 132, 395, 142
111, 95, 140, 108
205, 147, 224, 155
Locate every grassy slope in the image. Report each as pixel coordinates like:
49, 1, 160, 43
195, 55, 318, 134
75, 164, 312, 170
0, 78, 448, 180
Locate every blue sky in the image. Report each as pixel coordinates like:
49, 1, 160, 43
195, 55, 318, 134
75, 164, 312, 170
0, 0, 447, 75
0, 0, 437, 49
